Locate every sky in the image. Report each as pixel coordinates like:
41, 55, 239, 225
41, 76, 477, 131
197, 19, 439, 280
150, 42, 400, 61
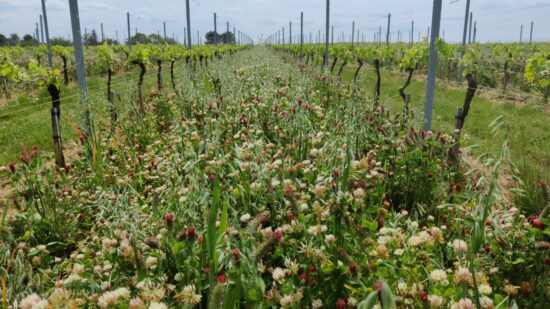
0, 0, 549, 44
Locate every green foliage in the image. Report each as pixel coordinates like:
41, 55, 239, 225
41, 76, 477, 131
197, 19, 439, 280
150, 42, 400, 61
400, 44, 429, 70
525, 51, 550, 89
97, 43, 120, 72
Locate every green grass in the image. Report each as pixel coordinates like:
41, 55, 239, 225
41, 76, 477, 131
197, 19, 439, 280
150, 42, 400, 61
338, 63, 550, 201
0, 66, 171, 165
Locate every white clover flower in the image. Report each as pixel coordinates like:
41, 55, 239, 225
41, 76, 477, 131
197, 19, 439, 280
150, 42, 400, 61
240, 213, 252, 223
145, 256, 158, 268
312, 299, 323, 309
176, 285, 202, 305
63, 274, 82, 285
148, 302, 168, 309
272, 267, 286, 282
430, 269, 448, 283
453, 239, 468, 254
72, 263, 85, 275
456, 298, 474, 309
325, 234, 336, 243
479, 296, 493, 309
478, 284, 492, 295
280, 295, 294, 307
308, 225, 328, 235
428, 295, 443, 307
20, 294, 47, 309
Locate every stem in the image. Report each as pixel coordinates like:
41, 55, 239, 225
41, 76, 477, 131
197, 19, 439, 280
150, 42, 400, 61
138, 63, 146, 114
107, 69, 112, 102
157, 60, 163, 91
374, 59, 381, 101
337, 60, 347, 76
399, 68, 414, 113
330, 57, 338, 73
62, 56, 69, 86
2, 77, 9, 100
461, 74, 478, 127
170, 59, 177, 94
354, 60, 364, 93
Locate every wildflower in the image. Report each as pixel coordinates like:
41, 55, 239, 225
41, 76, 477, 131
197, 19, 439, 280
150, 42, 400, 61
453, 239, 468, 254
312, 299, 323, 309
504, 285, 519, 296
285, 259, 299, 275
72, 263, 85, 275
307, 225, 327, 235
428, 295, 443, 307
175, 285, 202, 305
430, 269, 448, 284
187, 226, 196, 240
478, 284, 492, 295
145, 256, 158, 268
280, 295, 294, 307
129, 298, 146, 309
164, 212, 174, 225
349, 262, 358, 274
272, 267, 286, 282
453, 268, 473, 285
148, 302, 168, 309
325, 234, 336, 243
456, 298, 474, 309
8, 162, 15, 173
232, 248, 239, 259
240, 213, 252, 223
479, 296, 493, 309
20, 294, 48, 309
336, 298, 347, 309
217, 274, 227, 284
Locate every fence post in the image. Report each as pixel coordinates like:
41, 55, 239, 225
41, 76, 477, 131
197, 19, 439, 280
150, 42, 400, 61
457, 0, 470, 83
423, 0, 442, 132
185, 0, 193, 70
386, 14, 391, 45
473, 22, 477, 43
289, 21, 292, 44
300, 12, 304, 62
68, 0, 90, 137
324, 0, 330, 68
127, 12, 131, 49
39, 15, 44, 43
520, 24, 523, 43
411, 20, 414, 44
529, 21, 533, 44
351, 21, 355, 46
41, 0, 53, 68
468, 12, 473, 44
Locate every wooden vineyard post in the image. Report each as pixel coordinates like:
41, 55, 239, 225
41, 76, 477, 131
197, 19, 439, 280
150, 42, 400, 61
452, 107, 463, 163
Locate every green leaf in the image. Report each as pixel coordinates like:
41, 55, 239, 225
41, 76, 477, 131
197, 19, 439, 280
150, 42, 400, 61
358, 291, 379, 309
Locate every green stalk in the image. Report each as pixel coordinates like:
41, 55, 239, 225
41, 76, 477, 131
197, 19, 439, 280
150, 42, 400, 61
207, 178, 221, 301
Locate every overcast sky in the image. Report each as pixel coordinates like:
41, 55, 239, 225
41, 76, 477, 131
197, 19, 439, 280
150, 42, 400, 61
0, 0, 549, 44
